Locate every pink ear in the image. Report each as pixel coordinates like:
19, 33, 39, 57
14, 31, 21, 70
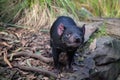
82, 24, 85, 35
58, 23, 64, 36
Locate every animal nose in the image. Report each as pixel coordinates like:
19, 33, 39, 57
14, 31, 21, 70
75, 38, 81, 43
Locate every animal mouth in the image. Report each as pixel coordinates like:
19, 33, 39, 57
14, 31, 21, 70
66, 42, 81, 47
62, 38, 82, 47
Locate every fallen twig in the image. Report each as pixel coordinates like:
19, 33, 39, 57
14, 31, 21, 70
3, 49, 12, 68
0, 51, 53, 63
13, 65, 57, 79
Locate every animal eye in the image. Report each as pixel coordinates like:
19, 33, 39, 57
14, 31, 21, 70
66, 33, 71, 37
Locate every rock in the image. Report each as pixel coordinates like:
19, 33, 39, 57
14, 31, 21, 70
106, 23, 120, 39
89, 38, 97, 52
77, 22, 103, 42
93, 36, 120, 65
117, 75, 120, 80
89, 61, 120, 80
88, 36, 120, 80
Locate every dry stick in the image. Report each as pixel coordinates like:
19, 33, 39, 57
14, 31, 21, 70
0, 51, 53, 63
3, 52, 12, 68
13, 65, 57, 79
3, 49, 12, 68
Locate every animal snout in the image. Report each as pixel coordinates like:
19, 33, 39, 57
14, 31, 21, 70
75, 37, 81, 43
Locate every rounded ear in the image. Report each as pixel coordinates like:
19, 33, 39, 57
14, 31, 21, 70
57, 23, 65, 36
81, 24, 85, 35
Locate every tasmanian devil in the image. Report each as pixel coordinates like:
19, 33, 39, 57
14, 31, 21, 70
50, 16, 85, 69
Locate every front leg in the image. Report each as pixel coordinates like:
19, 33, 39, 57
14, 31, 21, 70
67, 51, 76, 69
52, 47, 61, 69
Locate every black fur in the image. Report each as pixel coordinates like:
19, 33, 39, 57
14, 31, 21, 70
50, 16, 85, 69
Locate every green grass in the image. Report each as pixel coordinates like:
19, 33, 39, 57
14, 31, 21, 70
73, 0, 120, 18
0, 0, 119, 29
98, 23, 107, 36
0, 0, 77, 23
0, 0, 29, 23
0, 0, 78, 30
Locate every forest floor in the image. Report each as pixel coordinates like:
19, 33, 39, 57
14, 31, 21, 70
0, 27, 54, 80
0, 27, 89, 80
